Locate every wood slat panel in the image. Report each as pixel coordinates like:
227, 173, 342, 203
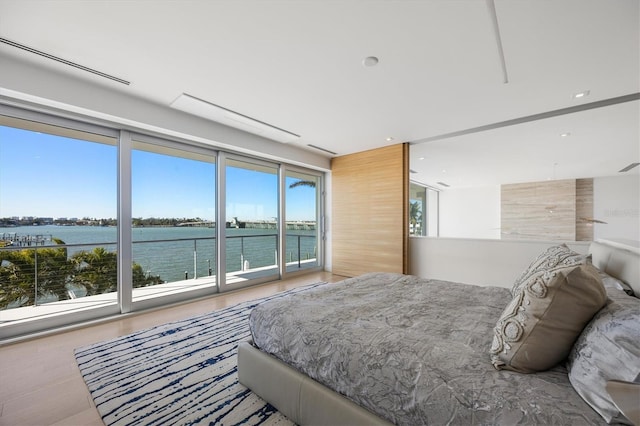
331, 144, 408, 277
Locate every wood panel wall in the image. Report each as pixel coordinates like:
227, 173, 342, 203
331, 144, 409, 277
501, 178, 594, 241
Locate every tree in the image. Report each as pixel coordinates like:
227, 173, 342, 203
0, 239, 164, 310
288, 180, 316, 189
0, 250, 34, 308
70, 247, 118, 295
409, 201, 422, 235
0, 243, 71, 309
133, 263, 163, 288
69, 247, 163, 294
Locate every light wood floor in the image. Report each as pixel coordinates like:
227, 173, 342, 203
0, 271, 343, 426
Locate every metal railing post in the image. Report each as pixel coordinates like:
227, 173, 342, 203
193, 239, 197, 279
34, 248, 38, 307
240, 236, 245, 271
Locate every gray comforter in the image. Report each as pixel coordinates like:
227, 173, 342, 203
249, 272, 605, 425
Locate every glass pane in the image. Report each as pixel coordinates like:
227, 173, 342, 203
409, 183, 439, 236
225, 158, 278, 284
286, 171, 319, 272
0, 119, 117, 324
132, 141, 216, 301
409, 183, 426, 236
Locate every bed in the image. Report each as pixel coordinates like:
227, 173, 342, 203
238, 241, 640, 425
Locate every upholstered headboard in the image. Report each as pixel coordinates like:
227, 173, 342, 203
589, 240, 640, 296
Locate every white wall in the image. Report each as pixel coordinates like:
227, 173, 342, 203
1, 52, 336, 274
0, 52, 330, 172
594, 174, 640, 242
409, 237, 590, 288
439, 185, 500, 239
438, 176, 640, 242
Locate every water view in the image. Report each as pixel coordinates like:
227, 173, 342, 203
1, 121, 320, 322
0, 224, 317, 285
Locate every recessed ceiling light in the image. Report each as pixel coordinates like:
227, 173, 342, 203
363, 56, 379, 67
560, 132, 571, 137
572, 90, 590, 99
419, 157, 425, 160
386, 136, 394, 142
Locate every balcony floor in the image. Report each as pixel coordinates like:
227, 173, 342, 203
0, 260, 317, 326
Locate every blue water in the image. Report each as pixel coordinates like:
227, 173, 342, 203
0, 225, 317, 283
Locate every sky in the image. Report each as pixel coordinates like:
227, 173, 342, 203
0, 125, 316, 221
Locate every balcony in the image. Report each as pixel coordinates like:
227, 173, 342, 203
0, 233, 317, 334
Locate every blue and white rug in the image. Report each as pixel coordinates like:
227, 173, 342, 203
75, 283, 325, 426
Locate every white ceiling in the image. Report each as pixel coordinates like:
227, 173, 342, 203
0, 0, 638, 187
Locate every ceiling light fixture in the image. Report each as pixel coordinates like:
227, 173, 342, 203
386, 137, 394, 142
363, 56, 379, 67
572, 90, 590, 99
170, 93, 300, 144
560, 132, 571, 137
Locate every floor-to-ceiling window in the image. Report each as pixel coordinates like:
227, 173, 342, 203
285, 169, 320, 272
409, 182, 439, 236
0, 113, 120, 332
223, 156, 279, 287
0, 106, 324, 339
131, 137, 217, 306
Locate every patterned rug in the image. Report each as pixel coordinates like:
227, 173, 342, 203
75, 283, 325, 426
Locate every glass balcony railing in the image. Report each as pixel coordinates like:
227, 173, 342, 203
285, 234, 319, 272
0, 233, 317, 325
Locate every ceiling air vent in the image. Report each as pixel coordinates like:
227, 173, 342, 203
170, 93, 300, 144
619, 162, 640, 173
0, 37, 130, 85
307, 144, 337, 155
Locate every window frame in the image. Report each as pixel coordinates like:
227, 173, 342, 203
0, 103, 325, 339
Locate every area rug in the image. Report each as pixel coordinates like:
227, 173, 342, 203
75, 283, 326, 426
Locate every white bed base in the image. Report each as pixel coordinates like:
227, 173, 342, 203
237, 339, 392, 425
238, 240, 640, 425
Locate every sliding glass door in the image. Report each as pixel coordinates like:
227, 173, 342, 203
0, 114, 119, 330
224, 157, 279, 287
285, 170, 320, 272
0, 105, 325, 339
131, 138, 217, 305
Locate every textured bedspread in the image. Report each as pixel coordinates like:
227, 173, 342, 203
249, 272, 605, 425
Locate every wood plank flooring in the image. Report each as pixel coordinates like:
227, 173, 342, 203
0, 272, 342, 426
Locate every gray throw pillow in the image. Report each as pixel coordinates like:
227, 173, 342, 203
511, 244, 590, 297
491, 260, 606, 373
